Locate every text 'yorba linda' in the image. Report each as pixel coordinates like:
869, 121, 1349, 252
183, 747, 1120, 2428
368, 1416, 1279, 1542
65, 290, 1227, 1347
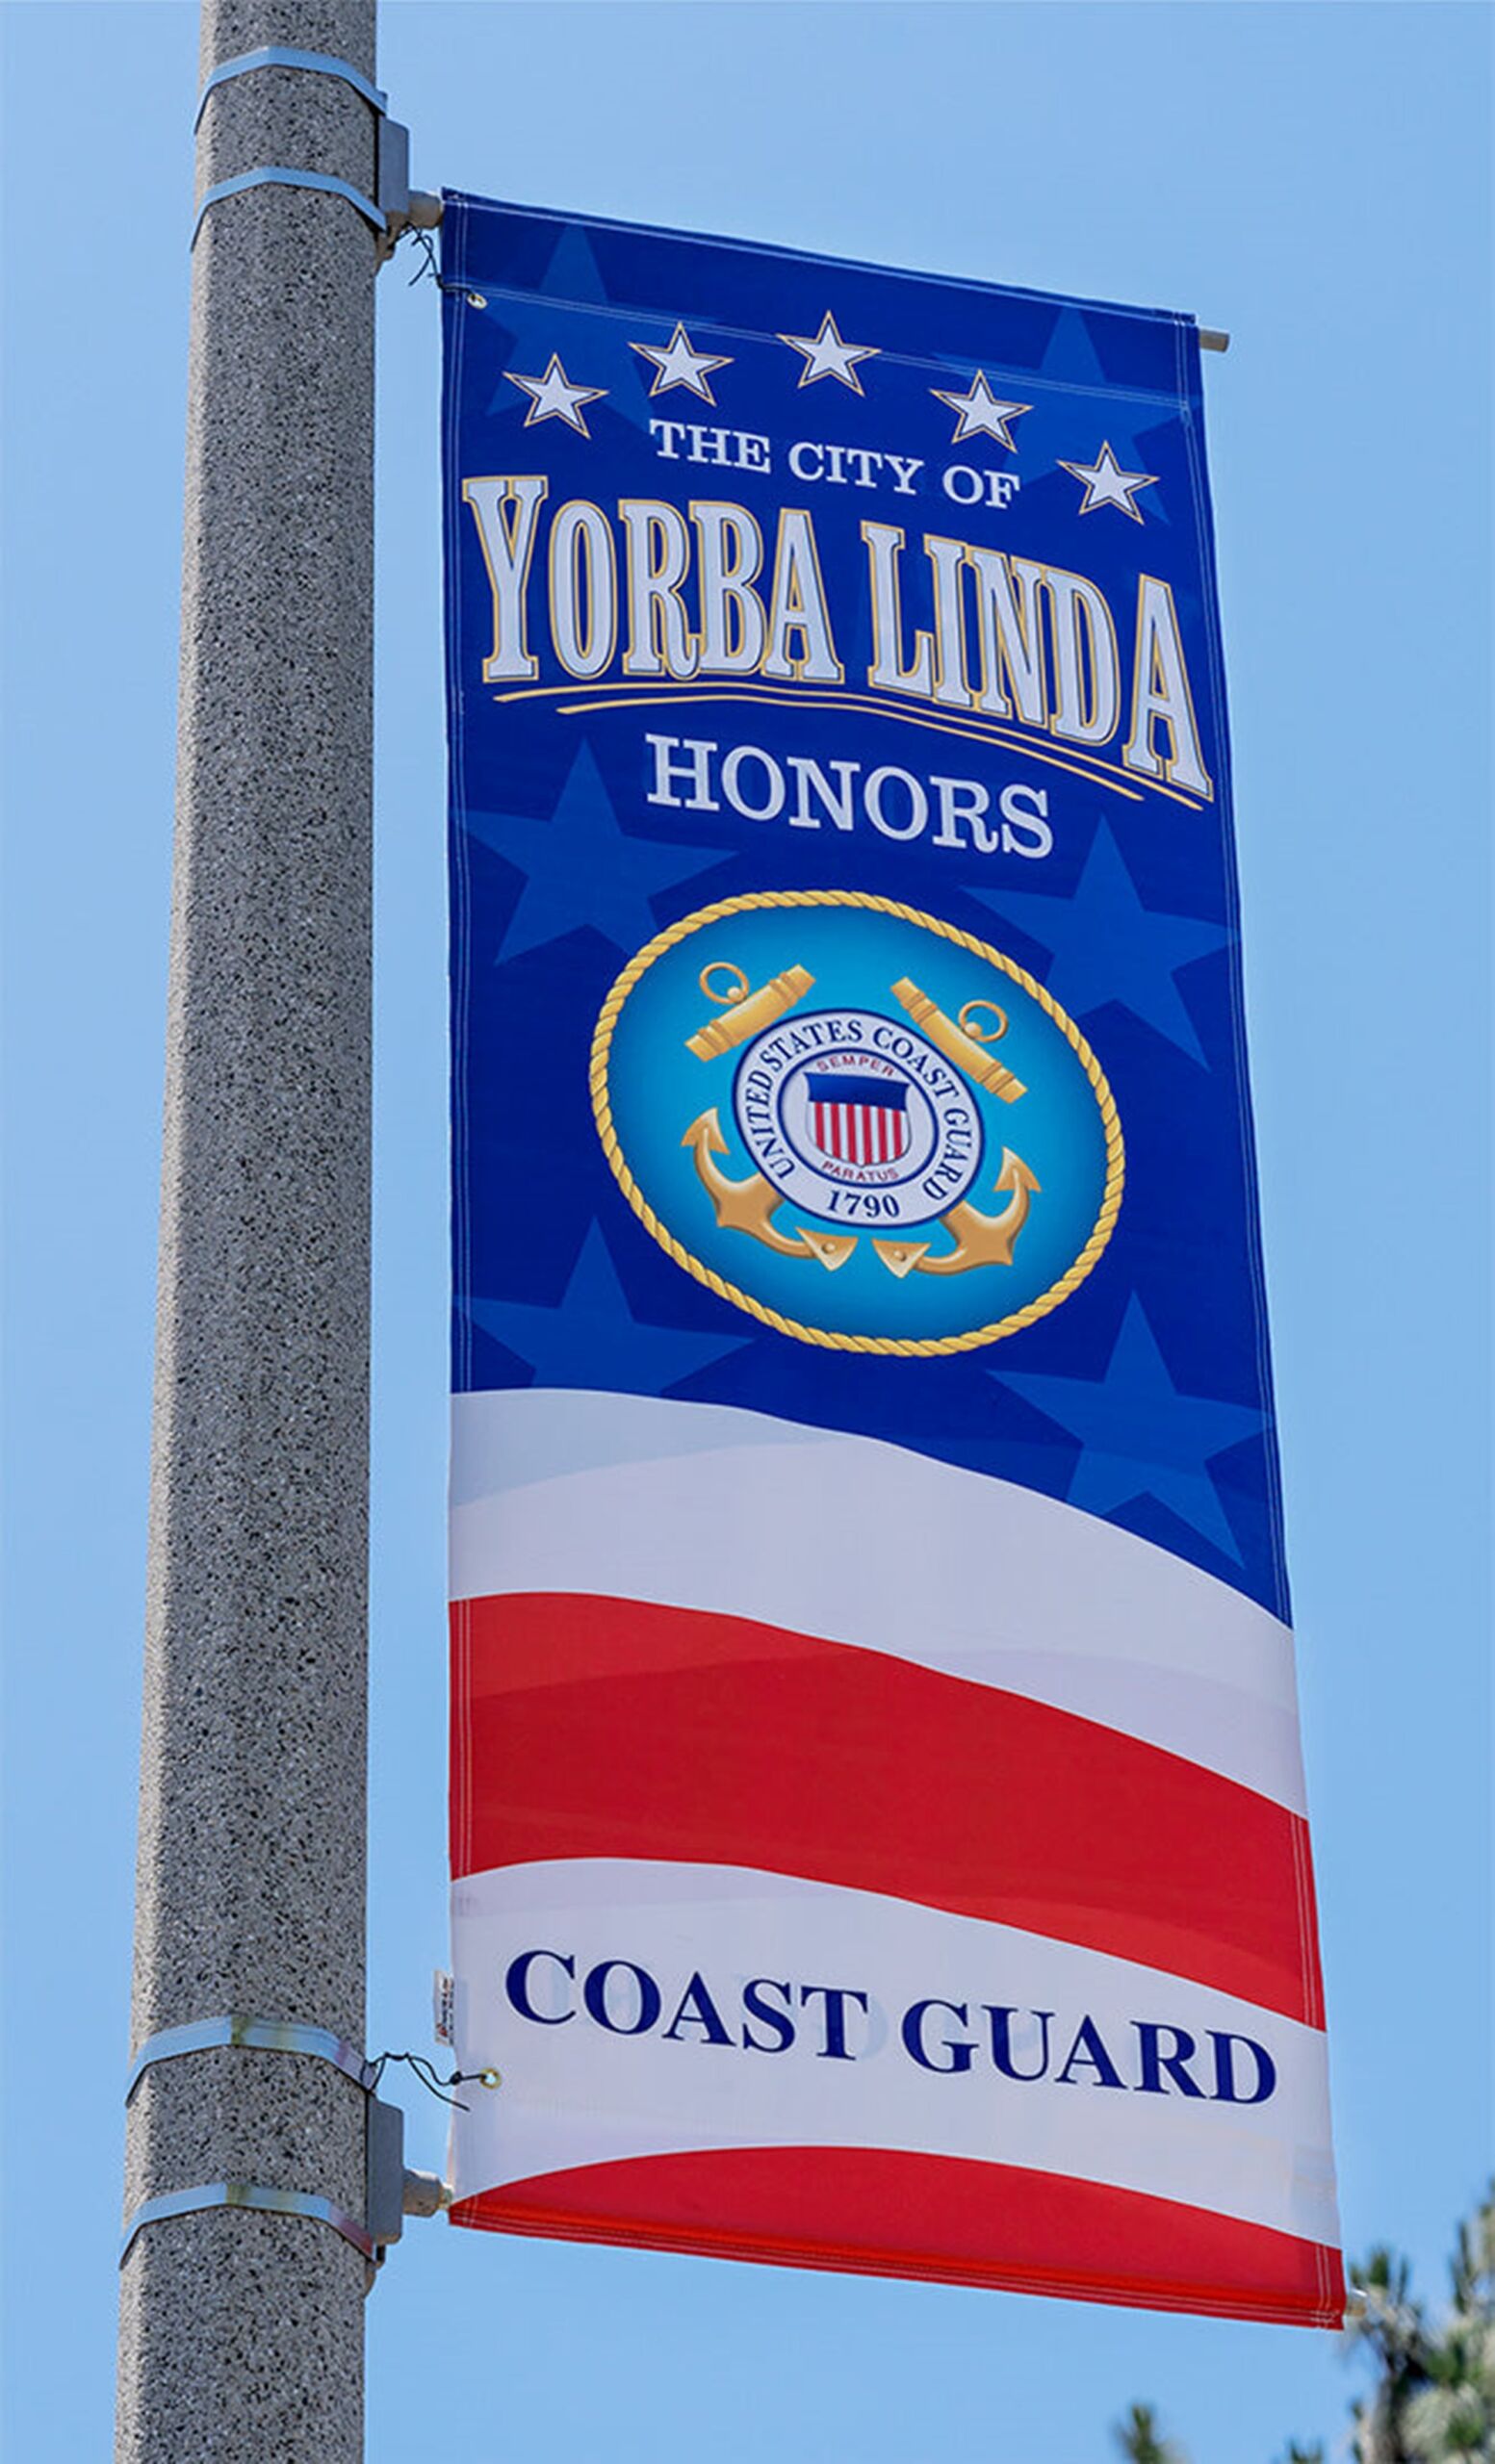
462, 478, 1215, 803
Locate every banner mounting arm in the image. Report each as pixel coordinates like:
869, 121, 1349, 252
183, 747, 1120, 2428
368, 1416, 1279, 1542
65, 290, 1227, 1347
191, 41, 440, 264
122, 2015, 452, 2285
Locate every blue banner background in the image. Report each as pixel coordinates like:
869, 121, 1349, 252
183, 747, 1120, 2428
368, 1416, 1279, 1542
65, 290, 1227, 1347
442, 192, 1287, 1619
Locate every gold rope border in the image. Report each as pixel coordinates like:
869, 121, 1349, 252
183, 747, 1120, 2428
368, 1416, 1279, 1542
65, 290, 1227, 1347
589, 889, 1125, 1356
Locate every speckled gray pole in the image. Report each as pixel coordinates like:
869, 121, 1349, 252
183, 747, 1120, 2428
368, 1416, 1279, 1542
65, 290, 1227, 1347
118, 4, 376, 2456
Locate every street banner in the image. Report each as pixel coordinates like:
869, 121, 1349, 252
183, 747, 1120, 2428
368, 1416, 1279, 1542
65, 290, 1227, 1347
441, 191, 1341, 2324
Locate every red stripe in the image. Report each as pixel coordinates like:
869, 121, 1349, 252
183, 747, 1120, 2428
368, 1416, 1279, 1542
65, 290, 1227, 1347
451, 1593, 1326, 2025
451, 2144, 1343, 2326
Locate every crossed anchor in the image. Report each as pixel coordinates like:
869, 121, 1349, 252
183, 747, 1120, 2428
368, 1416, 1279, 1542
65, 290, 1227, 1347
680, 962, 1041, 1279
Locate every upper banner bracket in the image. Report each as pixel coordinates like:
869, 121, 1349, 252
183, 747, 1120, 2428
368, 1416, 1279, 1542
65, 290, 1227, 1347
192, 43, 435, 265
193, 46, 389, 129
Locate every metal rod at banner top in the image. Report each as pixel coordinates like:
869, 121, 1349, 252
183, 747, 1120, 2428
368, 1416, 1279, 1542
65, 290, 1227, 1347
116, 4, 376, 2458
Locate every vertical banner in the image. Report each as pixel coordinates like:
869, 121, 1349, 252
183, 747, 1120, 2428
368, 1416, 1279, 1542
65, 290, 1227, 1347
442, 192, 1341, 2324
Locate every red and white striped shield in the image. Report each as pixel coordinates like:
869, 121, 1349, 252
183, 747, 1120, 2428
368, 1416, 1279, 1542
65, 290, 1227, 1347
805, 1070, 909, 1168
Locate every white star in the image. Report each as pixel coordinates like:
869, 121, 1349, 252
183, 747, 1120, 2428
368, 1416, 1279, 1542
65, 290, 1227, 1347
778, 311, 880, 393
930, 372, 1032, 449
629, 321, 734, 403
504, 353, 607, 436
1059, 440, 1158, 521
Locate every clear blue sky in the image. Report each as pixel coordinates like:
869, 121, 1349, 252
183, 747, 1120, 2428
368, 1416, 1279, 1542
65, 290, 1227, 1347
2, 5, 1489, 2457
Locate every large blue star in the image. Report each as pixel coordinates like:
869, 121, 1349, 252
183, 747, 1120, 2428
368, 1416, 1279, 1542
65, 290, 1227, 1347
468, 1219, 747, 1393
995, 1297, 1261, 1561
1034, 308, 1172, 526
967, 825, 1227, 1062
464, 745, 725, 962
477, 225, 657, 433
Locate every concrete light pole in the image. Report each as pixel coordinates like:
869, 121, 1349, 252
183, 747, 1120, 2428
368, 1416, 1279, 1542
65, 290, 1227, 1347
118, 3, 377, 2454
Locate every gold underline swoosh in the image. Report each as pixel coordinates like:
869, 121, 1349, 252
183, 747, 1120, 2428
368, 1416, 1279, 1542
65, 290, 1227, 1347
489, 678, 1201, 810
552, 686, 1145, 803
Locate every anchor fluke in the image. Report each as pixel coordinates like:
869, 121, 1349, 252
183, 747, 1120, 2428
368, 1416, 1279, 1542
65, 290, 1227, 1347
891, 1148, 1043, 1277
870, 1238, 931, 1279
683, 1111, 857, 1264
797, 1227, 858, 1270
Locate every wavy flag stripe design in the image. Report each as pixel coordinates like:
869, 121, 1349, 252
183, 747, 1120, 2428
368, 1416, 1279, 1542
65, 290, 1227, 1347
454, 2149, 1338, 2325
441, 193, 1341, 2323
449, 1395, 1340, 2321
454, 1590, 1321, 2024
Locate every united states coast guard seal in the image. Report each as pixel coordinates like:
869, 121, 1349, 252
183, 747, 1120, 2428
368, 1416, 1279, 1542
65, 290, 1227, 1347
591, 890, 1123, 1354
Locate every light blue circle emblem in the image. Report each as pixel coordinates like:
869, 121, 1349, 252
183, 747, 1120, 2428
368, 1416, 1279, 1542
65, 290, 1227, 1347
593, 892, 1123, 1353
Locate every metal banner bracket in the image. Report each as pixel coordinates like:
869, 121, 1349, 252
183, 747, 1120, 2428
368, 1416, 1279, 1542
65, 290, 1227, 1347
120, 2182, 376, 2267
191, 43, 440, 263
194, 46, 389, 126
126, 2012, 374, 2100
122, 2016, 451, 2282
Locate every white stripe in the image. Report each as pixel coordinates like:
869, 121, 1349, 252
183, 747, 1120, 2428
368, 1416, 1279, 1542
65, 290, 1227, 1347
450, 1389, 1306, 1811
451, 1858, 1339, 2248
